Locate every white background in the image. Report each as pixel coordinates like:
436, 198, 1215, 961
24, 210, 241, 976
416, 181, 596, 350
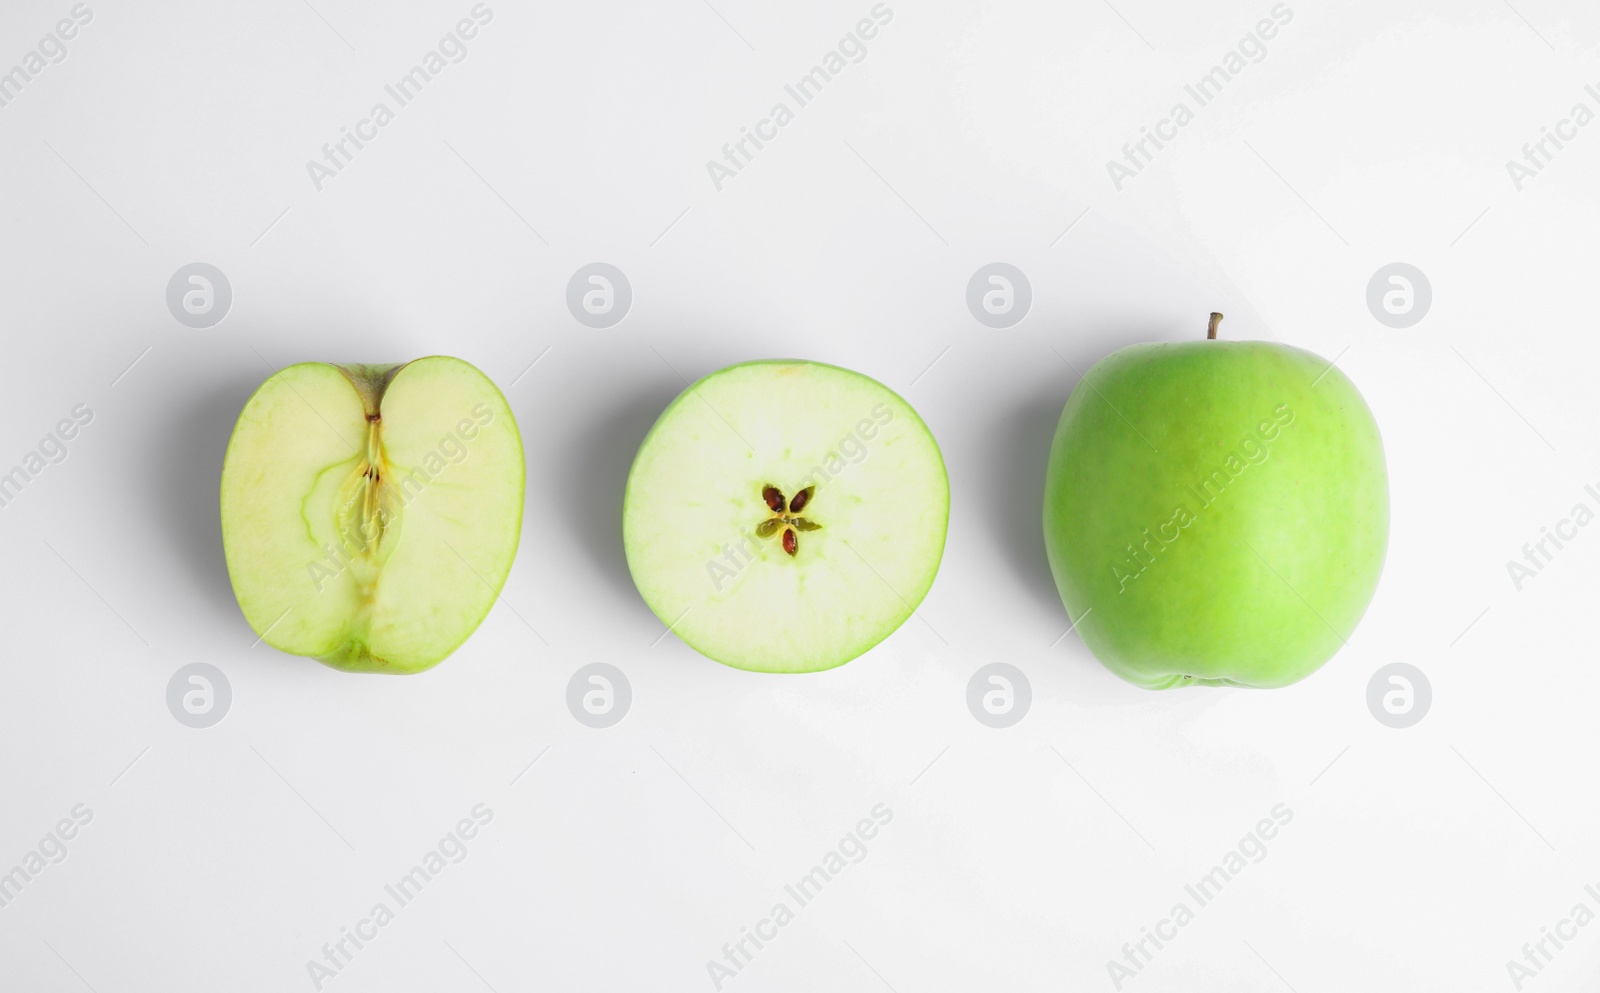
1, 0, 1597, 990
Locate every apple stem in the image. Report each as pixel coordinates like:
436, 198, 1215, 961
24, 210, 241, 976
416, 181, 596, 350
1207, 312, 1223, 340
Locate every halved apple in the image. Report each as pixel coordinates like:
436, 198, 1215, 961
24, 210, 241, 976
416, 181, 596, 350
220, 357, 524, 673
623, 360, 949, 672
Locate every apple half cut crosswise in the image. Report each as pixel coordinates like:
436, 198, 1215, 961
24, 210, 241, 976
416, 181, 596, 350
623, 360, 949, 673
220, 357, 524, 673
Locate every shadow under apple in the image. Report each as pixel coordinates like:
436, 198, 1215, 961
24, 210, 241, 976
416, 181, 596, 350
150, 372, 260, 627
554, 378, 683, 611
984, 389, 1068, 620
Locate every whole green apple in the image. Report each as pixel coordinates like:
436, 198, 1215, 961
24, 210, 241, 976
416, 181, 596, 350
1043, 315, 1388, 688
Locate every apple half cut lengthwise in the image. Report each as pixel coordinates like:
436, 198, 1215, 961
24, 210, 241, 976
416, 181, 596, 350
623, 359, 950, 673
220, 356, 524, 674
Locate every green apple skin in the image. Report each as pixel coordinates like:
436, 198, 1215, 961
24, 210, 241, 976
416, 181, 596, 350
1043, 340, 1388, 689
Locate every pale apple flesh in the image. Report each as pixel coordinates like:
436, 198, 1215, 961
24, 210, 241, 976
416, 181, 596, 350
623, 360, 948, 673
220, 356, 524, 673
1043, 338, 1388, 689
